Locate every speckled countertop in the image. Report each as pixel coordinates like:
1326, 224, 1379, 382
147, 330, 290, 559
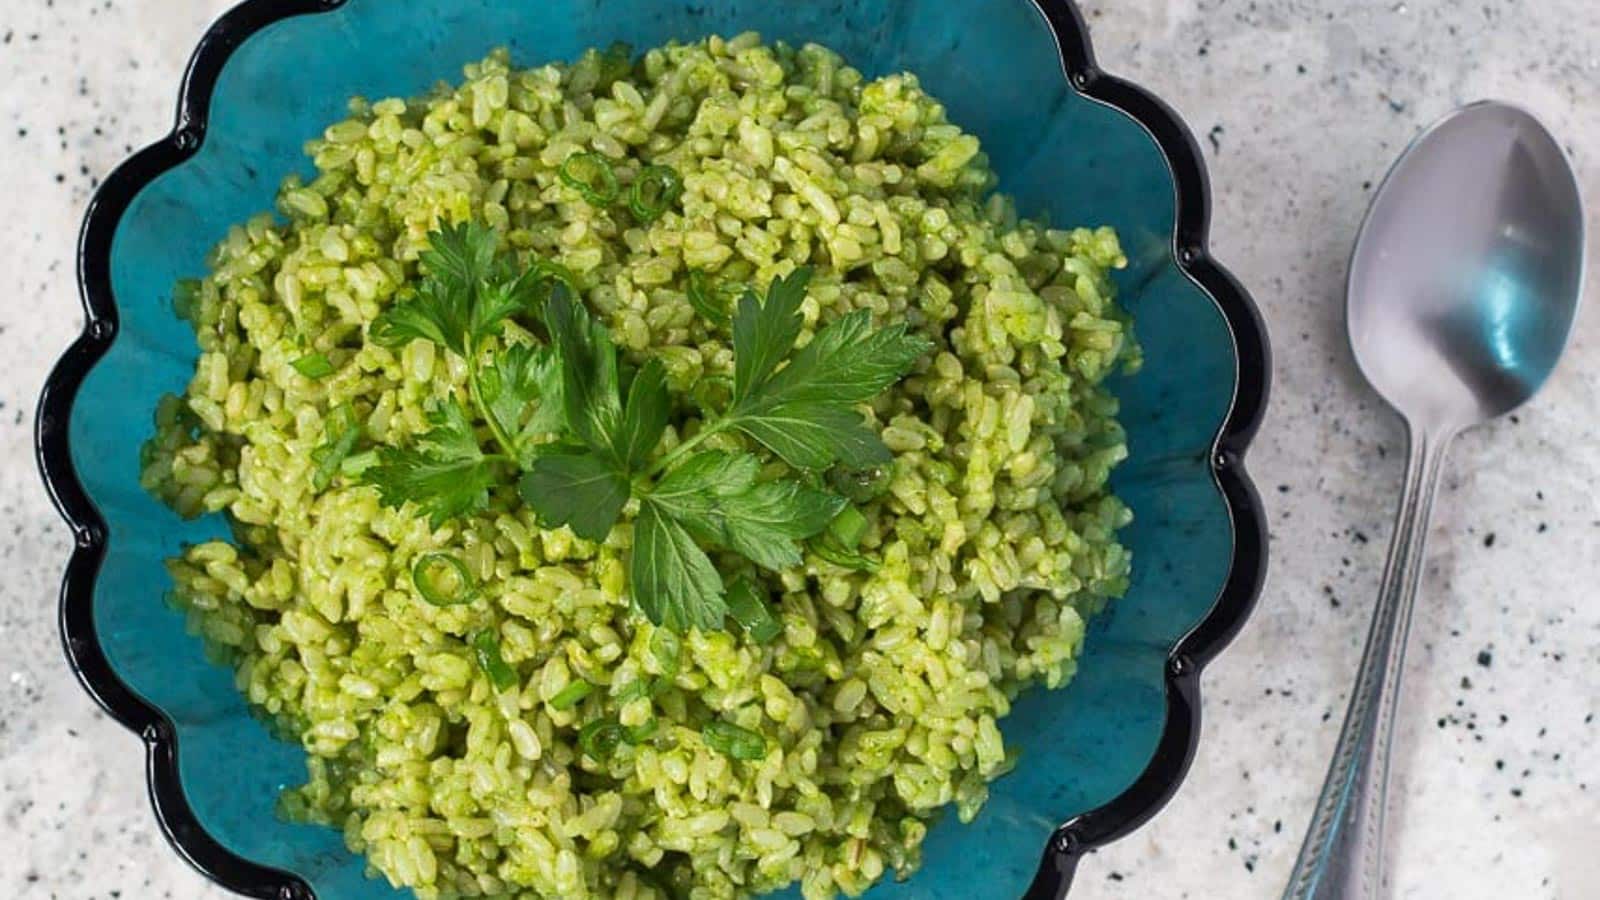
3, 1, 1597, 898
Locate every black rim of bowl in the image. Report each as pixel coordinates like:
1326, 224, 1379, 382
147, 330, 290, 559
34, 1, 1270, 898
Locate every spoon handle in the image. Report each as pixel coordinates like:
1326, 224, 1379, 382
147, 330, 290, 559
1284, 427, 1451, 899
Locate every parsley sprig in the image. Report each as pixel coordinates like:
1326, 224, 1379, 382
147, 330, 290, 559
360, 223, 930, 632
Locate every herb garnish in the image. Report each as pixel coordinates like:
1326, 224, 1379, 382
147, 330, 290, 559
361, 223, 930, 631
578, 718, 627, 760
628, 165, 684, 224
685, 269, 729, 324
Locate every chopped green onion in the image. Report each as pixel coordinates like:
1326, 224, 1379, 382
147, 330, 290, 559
411, 552, 478, 607
310, 403, 362, 491
702, 720, 768, 760
628, 165, 683, 224
559, 152, 619, 207
578, 718, 626, 761
291, 352, 336, 380
827, 506, 869, 549
649, 628, 681, 677
726, 577, 782, 644
470, 629, 519, 691
614, 677, 656, 704
624, 719, 659, 744
827, 465, 891, 503
808, 506, 878, 571
339, 449, 378, 478
549, 680, 594, 711
686, 269, 729, 324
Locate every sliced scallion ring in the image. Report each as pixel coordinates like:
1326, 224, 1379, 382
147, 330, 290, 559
559, 152, 620, 207
411, 552, 478, 607
578, 718, 626, 761
686, 269, 729, 324
628, 164, 683, 224
702, 720, 768, 760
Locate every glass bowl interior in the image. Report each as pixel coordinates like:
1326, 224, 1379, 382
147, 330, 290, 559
68, 0, 1243, 896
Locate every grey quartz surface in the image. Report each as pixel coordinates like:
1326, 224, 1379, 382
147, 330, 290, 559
2, 1, 1596, 897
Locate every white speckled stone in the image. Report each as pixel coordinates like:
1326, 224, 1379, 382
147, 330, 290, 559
2, 1, 1596, 898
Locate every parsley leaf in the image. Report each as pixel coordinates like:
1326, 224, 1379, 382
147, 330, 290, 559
310, 403, 363, 491
650, 451, 842, 571
418, 220, 498, 290
480, 342, 540, 441
735, 402, 893, 470
544, 283, 626, 460
369, 275, 470, 354
747, 309, 932, 406
731, 267, 811, 404
369, 222, 539, 357
716, 481, 843, 570
632, 500, 726, 632
810, 540, 880, 572
517, 451, 630, 542
353, 226, 926, 635
481, 342, 564, 462
522, 347, 568, 437
470, 262, 543, 342
721, 266, 931, 470
703, 720, 768, 760
363, 398, 499, 527
617, 357, 669, 471
651, 451, 759, 505
648, 451, 761, 543
514, 286, 668, 542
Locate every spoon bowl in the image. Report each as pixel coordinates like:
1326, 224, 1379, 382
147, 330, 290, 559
1348, 102, 1586, 433
1288, 101, 1585, 900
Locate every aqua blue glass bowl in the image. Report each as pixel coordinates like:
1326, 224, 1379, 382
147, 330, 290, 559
38, 0, 1268, 897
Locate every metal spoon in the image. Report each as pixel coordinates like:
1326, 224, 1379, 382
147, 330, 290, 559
1285, 102, 1586, 899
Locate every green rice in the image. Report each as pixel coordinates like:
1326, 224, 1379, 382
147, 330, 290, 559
140, 34, 1136, 900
